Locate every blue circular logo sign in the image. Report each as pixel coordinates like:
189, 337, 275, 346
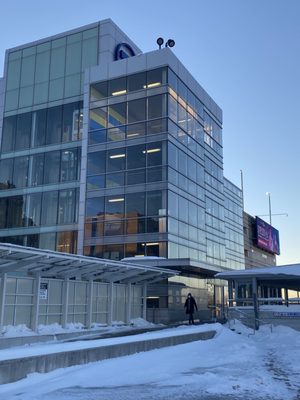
114, 43, 136, 61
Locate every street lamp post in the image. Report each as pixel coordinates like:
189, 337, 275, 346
266, 192, 272, 226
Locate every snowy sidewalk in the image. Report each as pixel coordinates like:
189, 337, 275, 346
0, 324, 218, 384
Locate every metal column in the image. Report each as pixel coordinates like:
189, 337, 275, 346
252, 277, 259, 330
228, 280, 233, 307
62, 278, 70, 328
30, 274, 41, 332
0, 273, 7, 330
126, 283, 132, 324
86, 279, 94, 329
142, 283, 147, 320
108, 281, 114, 326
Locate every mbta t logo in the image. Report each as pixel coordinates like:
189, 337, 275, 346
114, 43, 136, 60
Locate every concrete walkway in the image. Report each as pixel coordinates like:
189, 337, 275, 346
0, 325, 216, 384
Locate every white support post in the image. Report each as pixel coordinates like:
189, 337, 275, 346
62, 278, 70, 328
126, 283, 132, 325
86, 280, 93, 329
30, 274, 41, 332
252, 277, 259, 330
108, 281, 114, 326
0, 273, 7, 331
142, 283, 147, 321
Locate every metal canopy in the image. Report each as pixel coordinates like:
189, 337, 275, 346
0, 243, 177, 284
216, 264, 300, 291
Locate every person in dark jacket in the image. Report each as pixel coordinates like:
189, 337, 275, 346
184, 293, 198, 325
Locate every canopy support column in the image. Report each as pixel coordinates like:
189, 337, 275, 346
252, 277, 259, 330
228, 280, 233, 307
108, 282, 114, 326
62, 278, 70, 328
143, 283, 147, 320
31, 273, 41, 332
284, 288, 289, 307
86, 279, 93, 329
126, 283, 132, 325
0, 273, 7, 331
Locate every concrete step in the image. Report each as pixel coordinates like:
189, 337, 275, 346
0, 328, 216, 384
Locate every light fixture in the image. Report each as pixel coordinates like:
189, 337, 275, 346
108, 198, 124, 202
157, 37, 164, 49
109, 153, 126, 159
166, 39, 175, 48
143, 82, 161, 89
112, 89, 127, 96
145, 242, 159, 246
142, 148, 161, 154
127, 133, 140, 138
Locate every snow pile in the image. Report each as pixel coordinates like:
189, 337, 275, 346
1, 324, 36, 337
0, 322, 299, 399
130, 317, 157, 327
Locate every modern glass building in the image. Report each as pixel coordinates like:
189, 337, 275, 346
0, 20, 245, 322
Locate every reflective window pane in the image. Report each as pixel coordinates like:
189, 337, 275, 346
127, 144, 146, 169
89, 107, 107, 130
61, 149, 79, 182
30, 154, 44, 186
107, 126, 126, 141
127, 122, 146, 139
13, 156, 29, 188
106, 172, 124, 188
107, 148, 126, 172
87, 175, 105, 190
44, 151, 60, 184
41, 191, 58, 225
89, 129, 107, 144
109, 77, 126, 97
0, 159, 13, 189
147, 68, 167, 87
90, 81, 108, 101
105, 196, 124, 219
148, 94, 166, 119
58, 189, 77, 224
46, 106, 62, 145
86, 197, 104, 219
62, 102, 81, 142
15, 113, 32, 150
32, 109, 47, 147
25, 193, 42, 227
147, 191, 162, 216
108, 103, 126, 127
128, 72, 146, 92
126, 192, 145, 218
128, 98, 146, 123
1, 116, 16, 152
87, 151, 106, 175
126, 169, 145, 185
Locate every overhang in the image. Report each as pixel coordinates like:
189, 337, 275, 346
215, 264, 300, 291
0, 243, 177, 284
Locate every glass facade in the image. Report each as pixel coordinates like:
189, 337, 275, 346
224, 178, 245, 269
83, 66, 237, 268
0, 23, 244, 271
0, 24, 99, 253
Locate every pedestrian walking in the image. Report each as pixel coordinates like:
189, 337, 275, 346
184, 293, 198, 325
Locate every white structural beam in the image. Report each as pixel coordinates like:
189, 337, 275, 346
108, 282, 114, 326
0, 273, 7, 331
62, 278, 70, 328
86, 280, 94, 329
30, 273, 41, 332
126, 283, 132, 324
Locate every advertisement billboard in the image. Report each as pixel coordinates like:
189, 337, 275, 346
255, 217, 280, 255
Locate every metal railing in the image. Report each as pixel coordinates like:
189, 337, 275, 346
227, 306, 273, 336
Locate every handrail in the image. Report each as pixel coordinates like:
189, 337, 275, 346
227, 306, 273, 336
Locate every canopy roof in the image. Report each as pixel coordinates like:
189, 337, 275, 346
216, 264, 300, 290
0, 243, 177, 284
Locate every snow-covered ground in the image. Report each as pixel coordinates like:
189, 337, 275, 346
0, 321, 300, 400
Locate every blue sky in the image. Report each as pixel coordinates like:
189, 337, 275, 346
0, 0, 299, 265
